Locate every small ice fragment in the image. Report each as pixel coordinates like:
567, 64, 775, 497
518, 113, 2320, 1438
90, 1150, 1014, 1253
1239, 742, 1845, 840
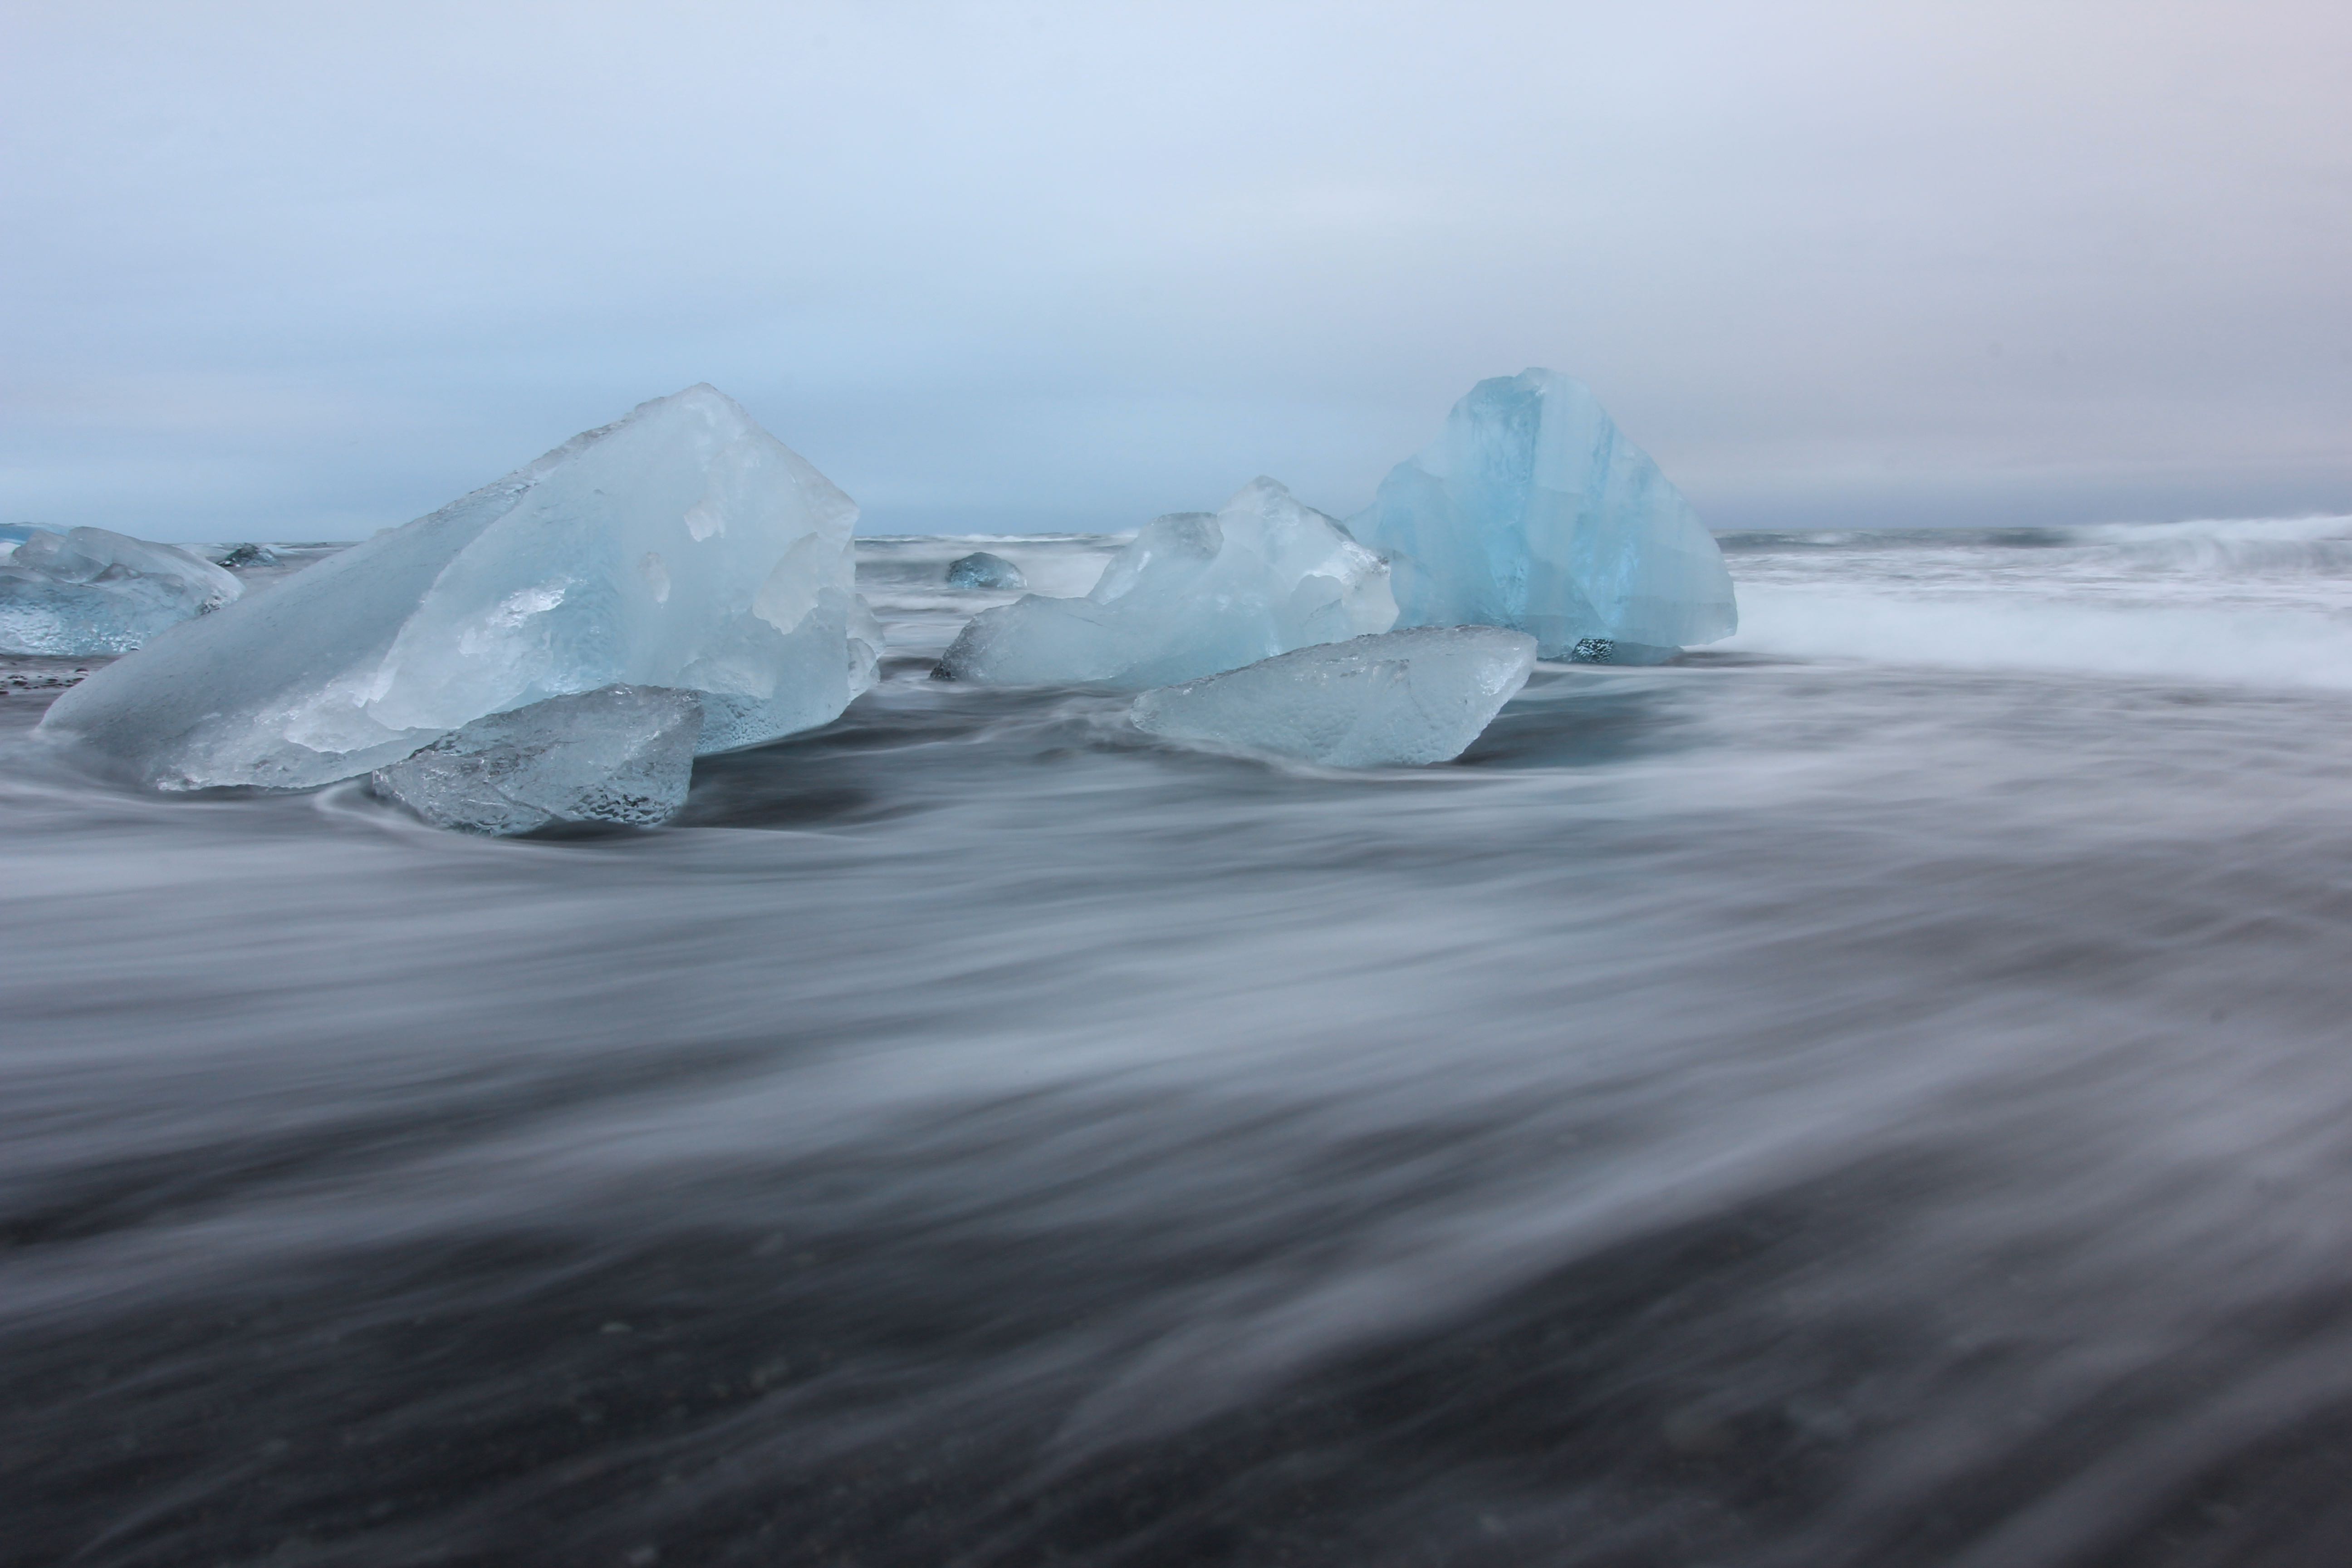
1567, 636, 1678, 666
1351, 369, 1736, 657
1, 527, 243, 656
1130, 626, 1536, 767
39, 385, 876, 789
945, 551, 1025, 590
939, 478, 1395, 687
371, 684, 702, 835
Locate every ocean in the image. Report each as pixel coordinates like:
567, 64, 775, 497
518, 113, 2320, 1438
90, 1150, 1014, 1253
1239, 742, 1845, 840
6, 518, 2352, 1566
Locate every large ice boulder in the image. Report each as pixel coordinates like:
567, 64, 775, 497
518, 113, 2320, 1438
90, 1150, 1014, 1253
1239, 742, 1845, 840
1, 527, 243, 656
938, 478, 1396, 687
371, 684, 702, 836
1351, 369, 1736, 660
1130, 626, 1536, 767
39, 386, 878, 789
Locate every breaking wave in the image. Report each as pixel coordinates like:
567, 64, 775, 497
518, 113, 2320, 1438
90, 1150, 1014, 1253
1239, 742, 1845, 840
1720, 514, 2352, 689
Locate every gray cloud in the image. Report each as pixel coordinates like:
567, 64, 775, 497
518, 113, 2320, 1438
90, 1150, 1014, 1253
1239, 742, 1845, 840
3, 0, 2347, 539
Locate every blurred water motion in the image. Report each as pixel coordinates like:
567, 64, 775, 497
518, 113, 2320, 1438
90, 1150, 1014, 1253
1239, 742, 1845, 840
6, 522, 2352, 1566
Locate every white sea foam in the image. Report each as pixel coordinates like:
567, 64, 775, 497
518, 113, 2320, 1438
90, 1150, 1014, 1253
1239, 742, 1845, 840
1720, 514, 2352, 690
1726, 588, 2352, 689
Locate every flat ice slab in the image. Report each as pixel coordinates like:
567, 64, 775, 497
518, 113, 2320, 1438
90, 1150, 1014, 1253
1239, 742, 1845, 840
1, 527, 242, 657
946, 551, 1026, 590
39, 386, 877, 789
372, 684, 702, 835
1130, 626, 1536, 767
938, 478, 1395, 687
1352, 369, 1735, 658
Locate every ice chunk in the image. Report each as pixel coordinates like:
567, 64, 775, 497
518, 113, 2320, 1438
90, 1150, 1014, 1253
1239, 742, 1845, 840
40, 386, 877, 789
1351, 369, 1735, 658
1, 527, 243, 657
945, 550, 1025, 590
939, 478, 1396, 687
1130, 626, 1536, 767
372, 684, 701, 835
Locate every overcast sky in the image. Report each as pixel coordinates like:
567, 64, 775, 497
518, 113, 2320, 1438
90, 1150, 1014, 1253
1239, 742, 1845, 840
4, 0, 2347, 540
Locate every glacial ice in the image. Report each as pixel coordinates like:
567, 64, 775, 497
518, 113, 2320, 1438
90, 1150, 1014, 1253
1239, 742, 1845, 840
1351, 369, 1736, 659
938, 478, 1396, 687
1, 527, 243, 657
1130, 626, 1536, 767
946, 551, 1025, 590
39, 386, 880, 790
371, 684, 702, 835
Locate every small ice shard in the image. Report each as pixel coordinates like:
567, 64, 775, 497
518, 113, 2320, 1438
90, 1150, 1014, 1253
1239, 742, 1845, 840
945, 551, 1026, 590
1129, 626, 1536, 767
371, 684, 701, 835
1564, 635, 1678, 666
1351, 369, 1736, 659
938, 478, 1396, 687
1, 527, 243, 656
40, 385, 878, 790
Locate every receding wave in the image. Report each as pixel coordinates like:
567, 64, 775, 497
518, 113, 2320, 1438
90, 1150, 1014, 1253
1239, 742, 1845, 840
9, 523, 2352, 1566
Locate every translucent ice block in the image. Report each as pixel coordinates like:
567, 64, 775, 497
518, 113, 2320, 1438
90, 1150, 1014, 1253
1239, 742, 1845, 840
940, 478, 1395, 687
1130, 626, 1536, 767
1352, 369, 1735, 658
40, 386, 877, 789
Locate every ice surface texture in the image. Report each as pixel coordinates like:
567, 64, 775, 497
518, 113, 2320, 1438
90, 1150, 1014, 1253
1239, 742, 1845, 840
945, 551, 1025, 590
1, 527, 242, 657
1131, 626, 1536, 767
40, 386, 878, 789
1352, 369, 1736, 658
939, 478, 1396, 687
372, 684, 702, 835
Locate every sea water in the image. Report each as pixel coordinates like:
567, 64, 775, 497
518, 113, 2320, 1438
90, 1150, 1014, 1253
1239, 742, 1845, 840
5, 518, 2352, 1566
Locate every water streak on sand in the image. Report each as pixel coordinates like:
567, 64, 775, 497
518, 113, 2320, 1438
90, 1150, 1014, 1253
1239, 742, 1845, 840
5, 519, 2352, 1565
